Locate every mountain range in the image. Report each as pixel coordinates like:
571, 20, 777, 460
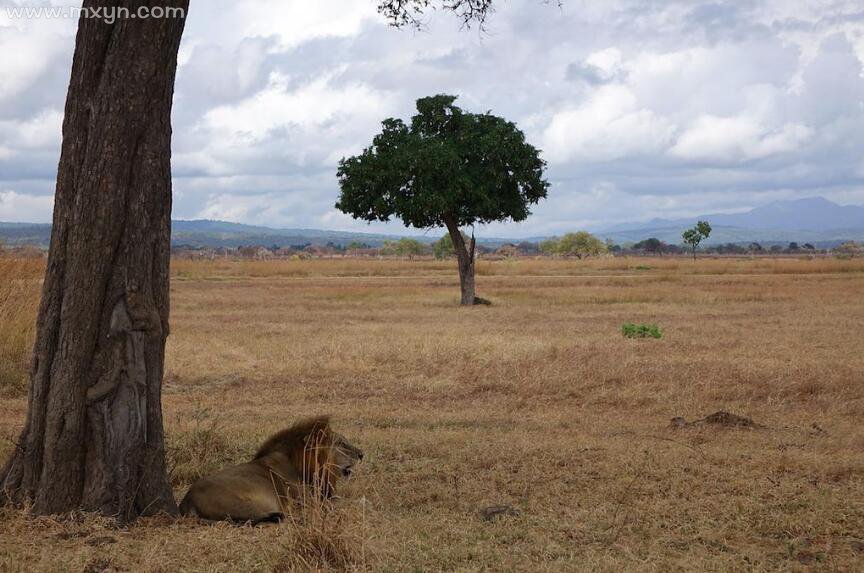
593, 197, 864, 246
1, 197, 862, 249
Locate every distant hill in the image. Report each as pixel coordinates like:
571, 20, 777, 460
171, 219, 428, 248
596, 226, 864, 247
0, 222, 52, 247
0, 219, 510, 249
2, 197, 862, 249
596, 197, 864, 246
604, 197, 864, 233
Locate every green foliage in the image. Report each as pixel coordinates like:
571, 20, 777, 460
557, 231, 607, 259
538, 238, 560, 255
834, 241, 862, 259
682, 220, 712, 258
381, 237, 427, 257
346, 241, 370, 250
537, 231, 606, 258
335, 94, 549, 231
621, 323, 662, 339
634, 237, 664, 253
433, 234, 458, 259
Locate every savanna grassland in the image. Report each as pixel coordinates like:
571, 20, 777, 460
1, 256, 863, 572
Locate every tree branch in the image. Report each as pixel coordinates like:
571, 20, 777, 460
377, 0, 495, 29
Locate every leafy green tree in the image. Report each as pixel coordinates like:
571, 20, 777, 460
539, 238, 560, 256
633, 237, 665, 255
382, 238, 427, 258
346, 241, 370, 250
682, 221, 712, 260
835, 241, 862, 258
336, 95, 548, 305
557, 231, 607, 259
433, 233, 465, 259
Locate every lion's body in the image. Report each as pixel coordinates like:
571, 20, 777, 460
179, 417, 362, 523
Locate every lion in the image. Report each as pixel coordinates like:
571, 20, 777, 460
179, 416, 363, 524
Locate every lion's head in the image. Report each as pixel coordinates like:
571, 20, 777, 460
254, 416, 364, 498
331, 432, 364, 479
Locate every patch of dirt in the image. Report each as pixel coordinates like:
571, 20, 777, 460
479, 504, 520, 522
82, 558, 125, 573
670, 410, 765, 429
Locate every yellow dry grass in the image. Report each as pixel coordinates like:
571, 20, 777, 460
0, 258, 42, 394
1, 256, 863, 571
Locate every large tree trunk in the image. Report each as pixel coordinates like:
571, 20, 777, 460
0, 1, 188, 521
443, 216, 477, 306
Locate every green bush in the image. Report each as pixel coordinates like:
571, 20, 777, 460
621, 323, 662, 339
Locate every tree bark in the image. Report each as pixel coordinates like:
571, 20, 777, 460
443, 216, 477, 306
0, 1, 188, 521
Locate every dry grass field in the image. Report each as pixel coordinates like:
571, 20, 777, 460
1, 256, 863, 571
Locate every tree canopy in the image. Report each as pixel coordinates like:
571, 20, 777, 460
682, 221, 712, 259
634, 237, 665, 254
382, 237, 428, 257
335, 94, 549, 231
557, 232, 607, 259
538, 231, 607, 259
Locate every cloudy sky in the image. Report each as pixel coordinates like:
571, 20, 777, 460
1, 0, 863, 237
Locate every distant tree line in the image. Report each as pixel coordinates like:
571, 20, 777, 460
164, 238, 860, 261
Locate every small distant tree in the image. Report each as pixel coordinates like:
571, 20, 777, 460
346, 241, 370, 250
557, 231, 607, 259
835, 241, 862, 258
517, 241, 540, 255
336, 94, 548, 305
496, 244, 520, 258
433, 233, 461, 260
634, 237, 665, 255
538, 238, 560, 256
787, 241, 799, 252
382, 238, 427, 258
682, 221, 712, 260
749, 242, 763, 254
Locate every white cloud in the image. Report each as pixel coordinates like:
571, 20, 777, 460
0, 190, 53, 222
202, 71, 390, 141
10, 109, 63, 149
542, 85, 675, 163
182, 0, 377, 51
670, 115, 812, 162
0, 11, 74, 105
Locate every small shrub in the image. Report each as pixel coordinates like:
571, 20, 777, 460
166, 406, 248, 488
274, 500, 367, 572
634, 265, 651, 271
621, 323, 662, 339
